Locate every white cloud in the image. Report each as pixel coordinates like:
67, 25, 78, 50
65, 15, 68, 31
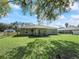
66, 15, 79, 25
57, 15, 65, 20
9, 3, 20, 9
71, 15, 79, 20
70, 2, 79, 13
67, 19, 79, 25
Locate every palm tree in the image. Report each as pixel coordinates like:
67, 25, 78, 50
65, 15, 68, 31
65, 23, 69, 28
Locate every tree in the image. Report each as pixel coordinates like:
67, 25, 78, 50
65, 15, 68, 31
0, 0, 11, 18
10, 21, 19, 34
77, 24, 79, 27
65, 23, 69, 28
0, 23, 8, 32
0, 0, 77, 21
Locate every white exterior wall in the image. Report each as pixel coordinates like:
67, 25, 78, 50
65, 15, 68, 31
34, 29, 48, 36
73, 31, 79, 35
47, 29, 57, 35
20, 28, 57, 36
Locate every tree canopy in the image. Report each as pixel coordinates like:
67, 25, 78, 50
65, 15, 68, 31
0, 0, 76, 21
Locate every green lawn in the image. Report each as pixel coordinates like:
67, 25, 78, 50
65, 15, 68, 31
0, 34, 79, 59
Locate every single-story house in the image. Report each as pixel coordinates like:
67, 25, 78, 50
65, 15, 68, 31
58, 27, 79, 35
17, 25, 58, 36
72, 28, 79, 35
4, 29, 16, 35
4, 29, 16, 32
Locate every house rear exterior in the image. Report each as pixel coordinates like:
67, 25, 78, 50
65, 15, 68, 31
58, 27, 79, 35
17, 25, 57, 36
72, 29, 79, 35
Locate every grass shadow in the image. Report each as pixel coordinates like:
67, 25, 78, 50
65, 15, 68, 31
0, 37, 5, 39
13, 35, 29, 37
0, 36, 7, 39
0, 40, 79, 59
13, 34, 49, 38
28, 35, 49, 38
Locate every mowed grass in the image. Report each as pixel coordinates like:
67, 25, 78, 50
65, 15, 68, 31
0, 34, 79, 59
0, 36, 35, 55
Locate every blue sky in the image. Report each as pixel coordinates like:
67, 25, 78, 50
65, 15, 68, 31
0, 2, 79, 27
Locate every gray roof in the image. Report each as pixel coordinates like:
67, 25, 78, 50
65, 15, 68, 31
58, 27, 79, 31
18, 25, 57, 29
